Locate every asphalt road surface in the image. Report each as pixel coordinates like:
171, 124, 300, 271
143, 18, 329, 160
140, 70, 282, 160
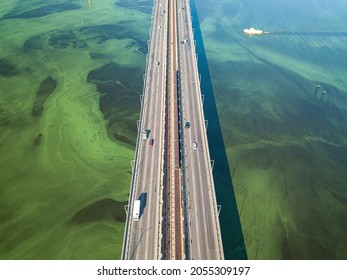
122, 0, 168, 260
177, 0, 224, 260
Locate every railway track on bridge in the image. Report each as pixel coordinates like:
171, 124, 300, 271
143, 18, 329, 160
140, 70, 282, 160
163, 0, 184, 260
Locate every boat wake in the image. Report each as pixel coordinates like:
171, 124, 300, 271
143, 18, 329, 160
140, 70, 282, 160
265, 31, 347, 37
244, 27, 347, 37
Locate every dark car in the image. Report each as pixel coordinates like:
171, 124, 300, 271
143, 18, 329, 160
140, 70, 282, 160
149, 139, 154, 147
185, 122, 190, 128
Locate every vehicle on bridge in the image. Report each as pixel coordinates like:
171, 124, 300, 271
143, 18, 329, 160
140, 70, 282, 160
143, 129, 150, 139
185, 121, 190, 128
133, 200, 141, 221
149, 138, 154, 147
193, 141, 197, 149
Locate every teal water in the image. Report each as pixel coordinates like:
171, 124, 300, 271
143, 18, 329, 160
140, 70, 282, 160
194, 0, 347, 259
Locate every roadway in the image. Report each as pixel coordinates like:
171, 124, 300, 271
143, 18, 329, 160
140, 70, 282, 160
177, 0, 224, 259
122, 0, 168, 260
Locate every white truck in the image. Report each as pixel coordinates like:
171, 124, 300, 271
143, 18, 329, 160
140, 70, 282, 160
133, 200, 141, 221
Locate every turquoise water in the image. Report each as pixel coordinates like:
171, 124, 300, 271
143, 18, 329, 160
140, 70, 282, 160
194, 0, 347, 259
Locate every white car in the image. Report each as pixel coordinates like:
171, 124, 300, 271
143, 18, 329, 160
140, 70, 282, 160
143, 129, 150, 139
193, 142, 197, 149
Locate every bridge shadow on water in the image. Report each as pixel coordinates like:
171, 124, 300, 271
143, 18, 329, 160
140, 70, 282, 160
190, 0, 248, 259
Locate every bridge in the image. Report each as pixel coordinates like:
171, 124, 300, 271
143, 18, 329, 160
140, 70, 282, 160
121, 0, 224, 260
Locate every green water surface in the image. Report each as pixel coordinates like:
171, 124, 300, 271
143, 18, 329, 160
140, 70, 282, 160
0, 0, 151, 259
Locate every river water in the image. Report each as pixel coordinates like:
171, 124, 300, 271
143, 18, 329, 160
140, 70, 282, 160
193, 0, 347, 259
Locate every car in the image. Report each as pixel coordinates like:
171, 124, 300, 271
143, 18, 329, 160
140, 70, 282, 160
149, 139, 154, 147
193, 142, 197, 149
185, 121, 190, 128
156, 61, 160, 66
143, 129, 150, 139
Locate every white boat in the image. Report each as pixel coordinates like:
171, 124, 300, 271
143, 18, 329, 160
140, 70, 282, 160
244, 27, 263, 35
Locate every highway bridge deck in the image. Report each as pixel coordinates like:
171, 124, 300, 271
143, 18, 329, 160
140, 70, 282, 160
122, 0, 224, 260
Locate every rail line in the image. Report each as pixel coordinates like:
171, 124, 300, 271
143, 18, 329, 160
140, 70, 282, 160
163, 0, 184, 260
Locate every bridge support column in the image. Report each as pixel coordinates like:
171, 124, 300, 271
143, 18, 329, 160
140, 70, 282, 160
205, 119, 208, 130
211, 159, 214, 171
217, 205, 222, 216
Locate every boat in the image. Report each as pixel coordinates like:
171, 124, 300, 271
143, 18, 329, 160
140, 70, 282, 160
244, 27, 263, 35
